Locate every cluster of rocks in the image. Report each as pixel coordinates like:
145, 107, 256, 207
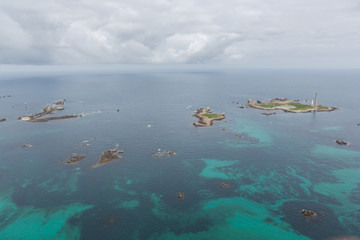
0, 95, 11, 98
0, 118, 6, 122
152, 150, 176, 158
232, 102, 246, 109
301, 209, 316, 216
55, 99, 65, 105
66, 155, 85, 164
262, 112, 276, 116
220, 183, 230, 188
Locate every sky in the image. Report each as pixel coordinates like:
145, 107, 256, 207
0, 0, 360, 67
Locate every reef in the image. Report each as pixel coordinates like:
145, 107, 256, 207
193, 107, 225, 127
152, 150, 176, 158
301, 209, 316, 216
66, 155, 85, 164
0, 117, 6, 122
335, 140, 349, 145
247, 98, 336, 113
18, 101, 79, 122
93, 149, 124, 168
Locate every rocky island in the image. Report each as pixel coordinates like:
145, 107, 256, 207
93, 149, 124, 168
18, 100, 79, 122
247, 97, 336, 113
193, 107, 225, 127
66, 155, 85, 164
0, 117, 6, 122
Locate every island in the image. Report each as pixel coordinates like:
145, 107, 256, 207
93, 149, 124, 168
0, 117, 6, 122
18, 100, 79, 122
66, 155, 85, 164
247, 97, 336, 113
193, 107, 225, 127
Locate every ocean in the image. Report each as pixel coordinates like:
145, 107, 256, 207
0, 67, 359, 239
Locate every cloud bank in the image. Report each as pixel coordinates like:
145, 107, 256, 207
0, 0, 360, 66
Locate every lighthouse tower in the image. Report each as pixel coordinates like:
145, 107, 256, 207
314, 92, 318, 108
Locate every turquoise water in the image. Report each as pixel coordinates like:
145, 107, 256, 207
0, 68, 360, 239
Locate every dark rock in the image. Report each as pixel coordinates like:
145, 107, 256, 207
0, 118, 6, 122
336, 140, 349, 145
262, 112, 276, 116
301, 209, 316, 216
220, 183, 230, 188
178, 192, 184, 199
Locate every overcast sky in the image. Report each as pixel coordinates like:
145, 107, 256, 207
1, 0, 360, 67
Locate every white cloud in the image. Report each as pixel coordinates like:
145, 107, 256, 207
0, 0, 359, 66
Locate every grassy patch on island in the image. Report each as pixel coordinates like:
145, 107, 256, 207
202, 113, 222, 119
257, 103, 283, 108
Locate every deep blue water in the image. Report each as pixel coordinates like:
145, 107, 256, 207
0, 67, 359, 240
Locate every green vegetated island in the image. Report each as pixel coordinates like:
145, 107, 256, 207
247, 98, 336, 113
193, 107, 225, 127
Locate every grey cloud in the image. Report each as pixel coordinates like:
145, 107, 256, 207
0, 0, 359, 66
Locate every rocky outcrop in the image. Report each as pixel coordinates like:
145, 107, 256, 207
301, 209, 316, 216
262, 112, 276, 116
21, 144, 33, 148
178, 192, 184, 199
66, 155, 85, 164
0, 118, 6, 122
193, 107, 225, 127
336, 140, 349, 145
93, 149, 124, 167
55, 99, 65, 105
220, 183, 230, 188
